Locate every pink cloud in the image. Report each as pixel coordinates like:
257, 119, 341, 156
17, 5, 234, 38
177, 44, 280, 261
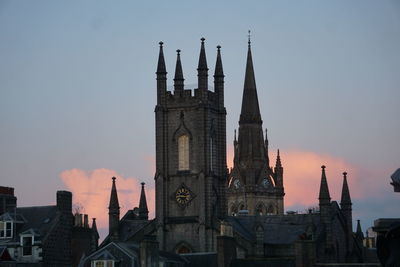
60, 168, 155, 236
227, 146, 386, 211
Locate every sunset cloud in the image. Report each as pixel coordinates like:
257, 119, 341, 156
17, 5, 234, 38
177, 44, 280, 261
60, 168, 155, 237
62, 149, 394, 240
227, 147, 389, 212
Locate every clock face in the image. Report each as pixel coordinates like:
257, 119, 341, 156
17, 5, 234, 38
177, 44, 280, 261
234, 179, 241, 189
262, 178, 270, 188
176, 187, 191, 204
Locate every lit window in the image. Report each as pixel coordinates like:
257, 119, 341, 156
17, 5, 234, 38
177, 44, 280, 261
0, 221, 13, 238
93, 260, 114, 267
178, 135, 189, 170
22, 236, 33, 256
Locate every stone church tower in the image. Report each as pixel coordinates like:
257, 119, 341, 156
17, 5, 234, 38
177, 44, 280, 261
227, 39, 284, 216
154, 39, 227, 253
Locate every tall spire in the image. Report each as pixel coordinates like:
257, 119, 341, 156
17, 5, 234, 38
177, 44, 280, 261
340, 171, 352, 206
174, 49, 184, 92
156, 41, 167, 75
197, 37, 208, 90
240, 31, 261, 124
318, 165, 331, 203
139, 182, 149, 220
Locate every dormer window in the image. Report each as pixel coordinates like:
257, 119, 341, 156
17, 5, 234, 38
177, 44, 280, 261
21, 235, 33, 256
93, 260, 115, 267
0, 221, 12, 238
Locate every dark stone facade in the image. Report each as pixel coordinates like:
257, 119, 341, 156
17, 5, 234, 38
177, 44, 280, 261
154, 39, 227, 253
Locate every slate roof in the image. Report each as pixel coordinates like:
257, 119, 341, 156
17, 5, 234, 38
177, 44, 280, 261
16, 205, 59, 240
0, 205, 59, 244
226, 214, 322, 245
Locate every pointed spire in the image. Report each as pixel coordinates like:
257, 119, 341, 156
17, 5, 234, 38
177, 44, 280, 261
275, 149, 282, 168
139, 182, 149, 220
109, 177, 120, 210
319, 165, 331, 203
240, 33, 261, 124
265, 128, 269, 147
197, 37, 208, 90
214, 45, 224, 77
174, 49, 184, 92
156, 41, 167, 75
340, 171, 352, 206
108, 177, 120, 241
356, 220, 364, 239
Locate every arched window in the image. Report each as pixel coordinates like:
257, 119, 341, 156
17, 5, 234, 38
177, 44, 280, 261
175, 242, 192, 254
266, 205, 275, 215
177, 246, 191, 254
178, 135, 189, 170
255, 204, 264, 215
230, 205, 238, 216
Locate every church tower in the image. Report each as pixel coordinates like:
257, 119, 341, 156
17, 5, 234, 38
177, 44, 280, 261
227, 37, 284, 216
154, 39, 227, 253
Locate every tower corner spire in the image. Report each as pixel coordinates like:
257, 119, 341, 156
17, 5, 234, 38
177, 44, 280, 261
340, 171, 352, 206
156, 41, 167, 75
197, 37, 208, 90
174, 49, 184, 92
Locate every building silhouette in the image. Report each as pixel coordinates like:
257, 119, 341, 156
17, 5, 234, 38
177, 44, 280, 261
78, 38, 380, 267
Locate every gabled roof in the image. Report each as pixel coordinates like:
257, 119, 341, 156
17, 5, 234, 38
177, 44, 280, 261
227, 214, 322, 245
16, 205, 59, 240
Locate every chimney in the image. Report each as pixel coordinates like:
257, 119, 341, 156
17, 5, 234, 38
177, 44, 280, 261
57, 191, 72, 214
84, 214, 89, 228
217, 221, 237, 267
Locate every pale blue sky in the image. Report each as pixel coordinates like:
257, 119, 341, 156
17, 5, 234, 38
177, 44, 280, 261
1, 0, 399, 231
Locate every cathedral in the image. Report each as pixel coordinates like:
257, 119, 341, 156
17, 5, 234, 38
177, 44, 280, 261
77, 38, 379, 267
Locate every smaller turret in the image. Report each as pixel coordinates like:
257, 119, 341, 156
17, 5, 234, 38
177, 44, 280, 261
197, 37, 208, 91
340, 171, 353, 256
318, 165, 331, 205
139, 182, 149, 220
108, 177, 120, 242
174, 49, 184, 94
156, 41, 167, 105
214, 45, 224, 108
274, 149, 283, 188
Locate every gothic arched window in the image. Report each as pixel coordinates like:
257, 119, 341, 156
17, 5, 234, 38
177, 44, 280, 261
266, 205, 275, 215
256, 204, 264, 215
230, 205, 238, 216
178, 135, 189, 171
